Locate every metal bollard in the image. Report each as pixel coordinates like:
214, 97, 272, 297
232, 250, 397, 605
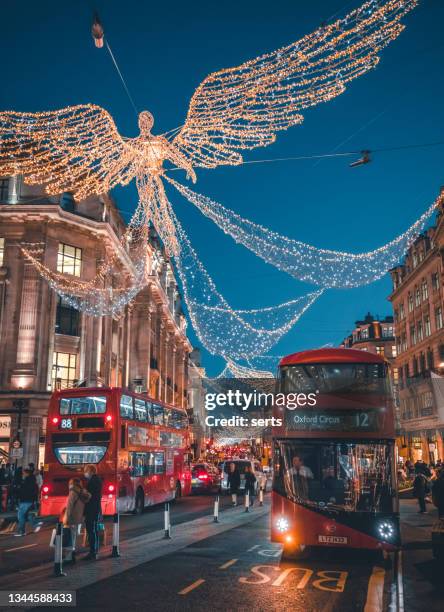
213, 495, 219, 523
164, 502, 171, 539
111, 513, 120, 558
54, 522, 66, 577
259, 487, 264, 506
245, 490, 250, 513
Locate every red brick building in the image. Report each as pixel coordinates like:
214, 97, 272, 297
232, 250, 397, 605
389, 193, 444, 464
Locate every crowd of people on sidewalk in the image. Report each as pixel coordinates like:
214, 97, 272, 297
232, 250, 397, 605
401, 459, 444, 517
1, 460, 103, 563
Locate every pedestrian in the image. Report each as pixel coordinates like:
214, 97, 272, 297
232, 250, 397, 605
62, 478, 91, 563
83, 464, 102, 560
432, 468, 444, 519
413, 470, 429, 514
14, 468, 43, 536
11, 466, 23, 509
227, 462, 240, 506
244, 465, 257, 506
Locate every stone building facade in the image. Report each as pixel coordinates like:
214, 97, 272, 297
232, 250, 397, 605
0, 175, 192, 467
389, 191, 444, 464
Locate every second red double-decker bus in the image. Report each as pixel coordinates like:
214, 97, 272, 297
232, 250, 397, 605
41, 387, 192, 517
272, 348, 399, 556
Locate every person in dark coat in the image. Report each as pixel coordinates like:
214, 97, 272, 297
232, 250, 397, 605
244, 465, 257, 506
83, 464, 102, 559
413, 471, 428, 513
227, 463, 241, 506
14, 468, 43, 536
432, 468, 444, 518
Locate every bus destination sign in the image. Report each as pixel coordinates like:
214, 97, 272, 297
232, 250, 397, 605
285, 408, 382, 432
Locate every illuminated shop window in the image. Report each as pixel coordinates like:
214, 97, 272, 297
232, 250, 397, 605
57, 243, 82, 277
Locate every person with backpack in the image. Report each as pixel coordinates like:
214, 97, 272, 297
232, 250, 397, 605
413, 470, 429, 514
244, 465, 257, 506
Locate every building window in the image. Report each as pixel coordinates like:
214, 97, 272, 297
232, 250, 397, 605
0, 237, 4, 266
375, 346, 385, 356
424, 315, 431, 337
410, 325, 416, 346
417, 321, 423, 343
57, 243, 82, 277
412, 252, 418, 267
435, 306, 443, 330
382, 325, 394, 338
360, 328, 369, 339
55, 296, 80, 336
0, 179, 8, 201
427, 349, 434, 370
408, 293, 414, 312
415, 287, 421, 307
392, 345, 397, 358
412, 356, 418, 377
421, 279, 429, 301
399, 302, 405, 320
52, 352, 77, 388
432, 272, 440, 291
392, 367, 399, 385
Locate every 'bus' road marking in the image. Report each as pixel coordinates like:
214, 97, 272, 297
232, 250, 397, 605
4, 543, 38, 553
364, 566, 385, 612
219, 558, 238, 569
178, 579, 205, 595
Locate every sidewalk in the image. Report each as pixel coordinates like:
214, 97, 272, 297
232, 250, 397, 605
400, 497, 443, 612
0, 499, 270, 607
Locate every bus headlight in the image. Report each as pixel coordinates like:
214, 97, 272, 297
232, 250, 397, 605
276, 517, 289, 533
378, 520, 395, 540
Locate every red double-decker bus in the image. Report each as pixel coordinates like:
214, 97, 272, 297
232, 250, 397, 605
40, 387, 192, 517
272, 348, 399, 556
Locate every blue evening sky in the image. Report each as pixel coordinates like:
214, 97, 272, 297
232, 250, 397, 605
1, 1, 443, 374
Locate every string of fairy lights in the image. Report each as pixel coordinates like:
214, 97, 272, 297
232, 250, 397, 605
168, 177, 443, 289
0, 0, 426, 363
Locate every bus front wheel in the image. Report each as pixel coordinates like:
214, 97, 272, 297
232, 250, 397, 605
134, 489, 144, 515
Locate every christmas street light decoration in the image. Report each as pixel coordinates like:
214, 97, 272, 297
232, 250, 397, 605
171, 206, 323, 361
168, 177, 442, 288
0, 0, 417, 257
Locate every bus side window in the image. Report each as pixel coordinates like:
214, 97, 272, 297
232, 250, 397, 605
135, 398, 147, 422
152, 403, 164, 426
121, 425, 126, 449
154, 451, 165, 474
120, 395, 134, 419
145, 401, 153, 424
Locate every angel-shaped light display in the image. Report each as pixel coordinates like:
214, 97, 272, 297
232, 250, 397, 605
0, 0, 417, 257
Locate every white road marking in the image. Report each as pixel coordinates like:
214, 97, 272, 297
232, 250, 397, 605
219, 558, 238, 569
247, 544, 260, 551
178, 578, 205, 595
4, 543, 38, 553
397, 551, 404, 612
364, 566, 386, 612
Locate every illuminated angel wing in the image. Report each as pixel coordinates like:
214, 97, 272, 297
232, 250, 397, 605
174, 0, 417, 168
0, 104, 135, 199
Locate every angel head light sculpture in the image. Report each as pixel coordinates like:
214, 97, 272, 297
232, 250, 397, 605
0, 0, 417, 258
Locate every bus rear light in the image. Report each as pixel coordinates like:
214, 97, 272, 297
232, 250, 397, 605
107, 484, 115, 493
52, 417, 59, 425
197, 473, 209, 480
106, 415, 112, 422
42, 485, 50, 494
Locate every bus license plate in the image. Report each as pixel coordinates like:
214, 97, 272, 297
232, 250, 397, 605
318, 535, 348, 544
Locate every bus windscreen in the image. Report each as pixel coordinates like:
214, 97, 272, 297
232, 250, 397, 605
280, 363, 388, 395
274, 440, 394, 513
60, 396, 107, 415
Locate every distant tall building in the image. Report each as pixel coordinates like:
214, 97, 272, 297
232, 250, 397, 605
187, 348, 209, 459
389, 193, 444, 464
340, 312, 396, 360
0, 175, 192, 467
